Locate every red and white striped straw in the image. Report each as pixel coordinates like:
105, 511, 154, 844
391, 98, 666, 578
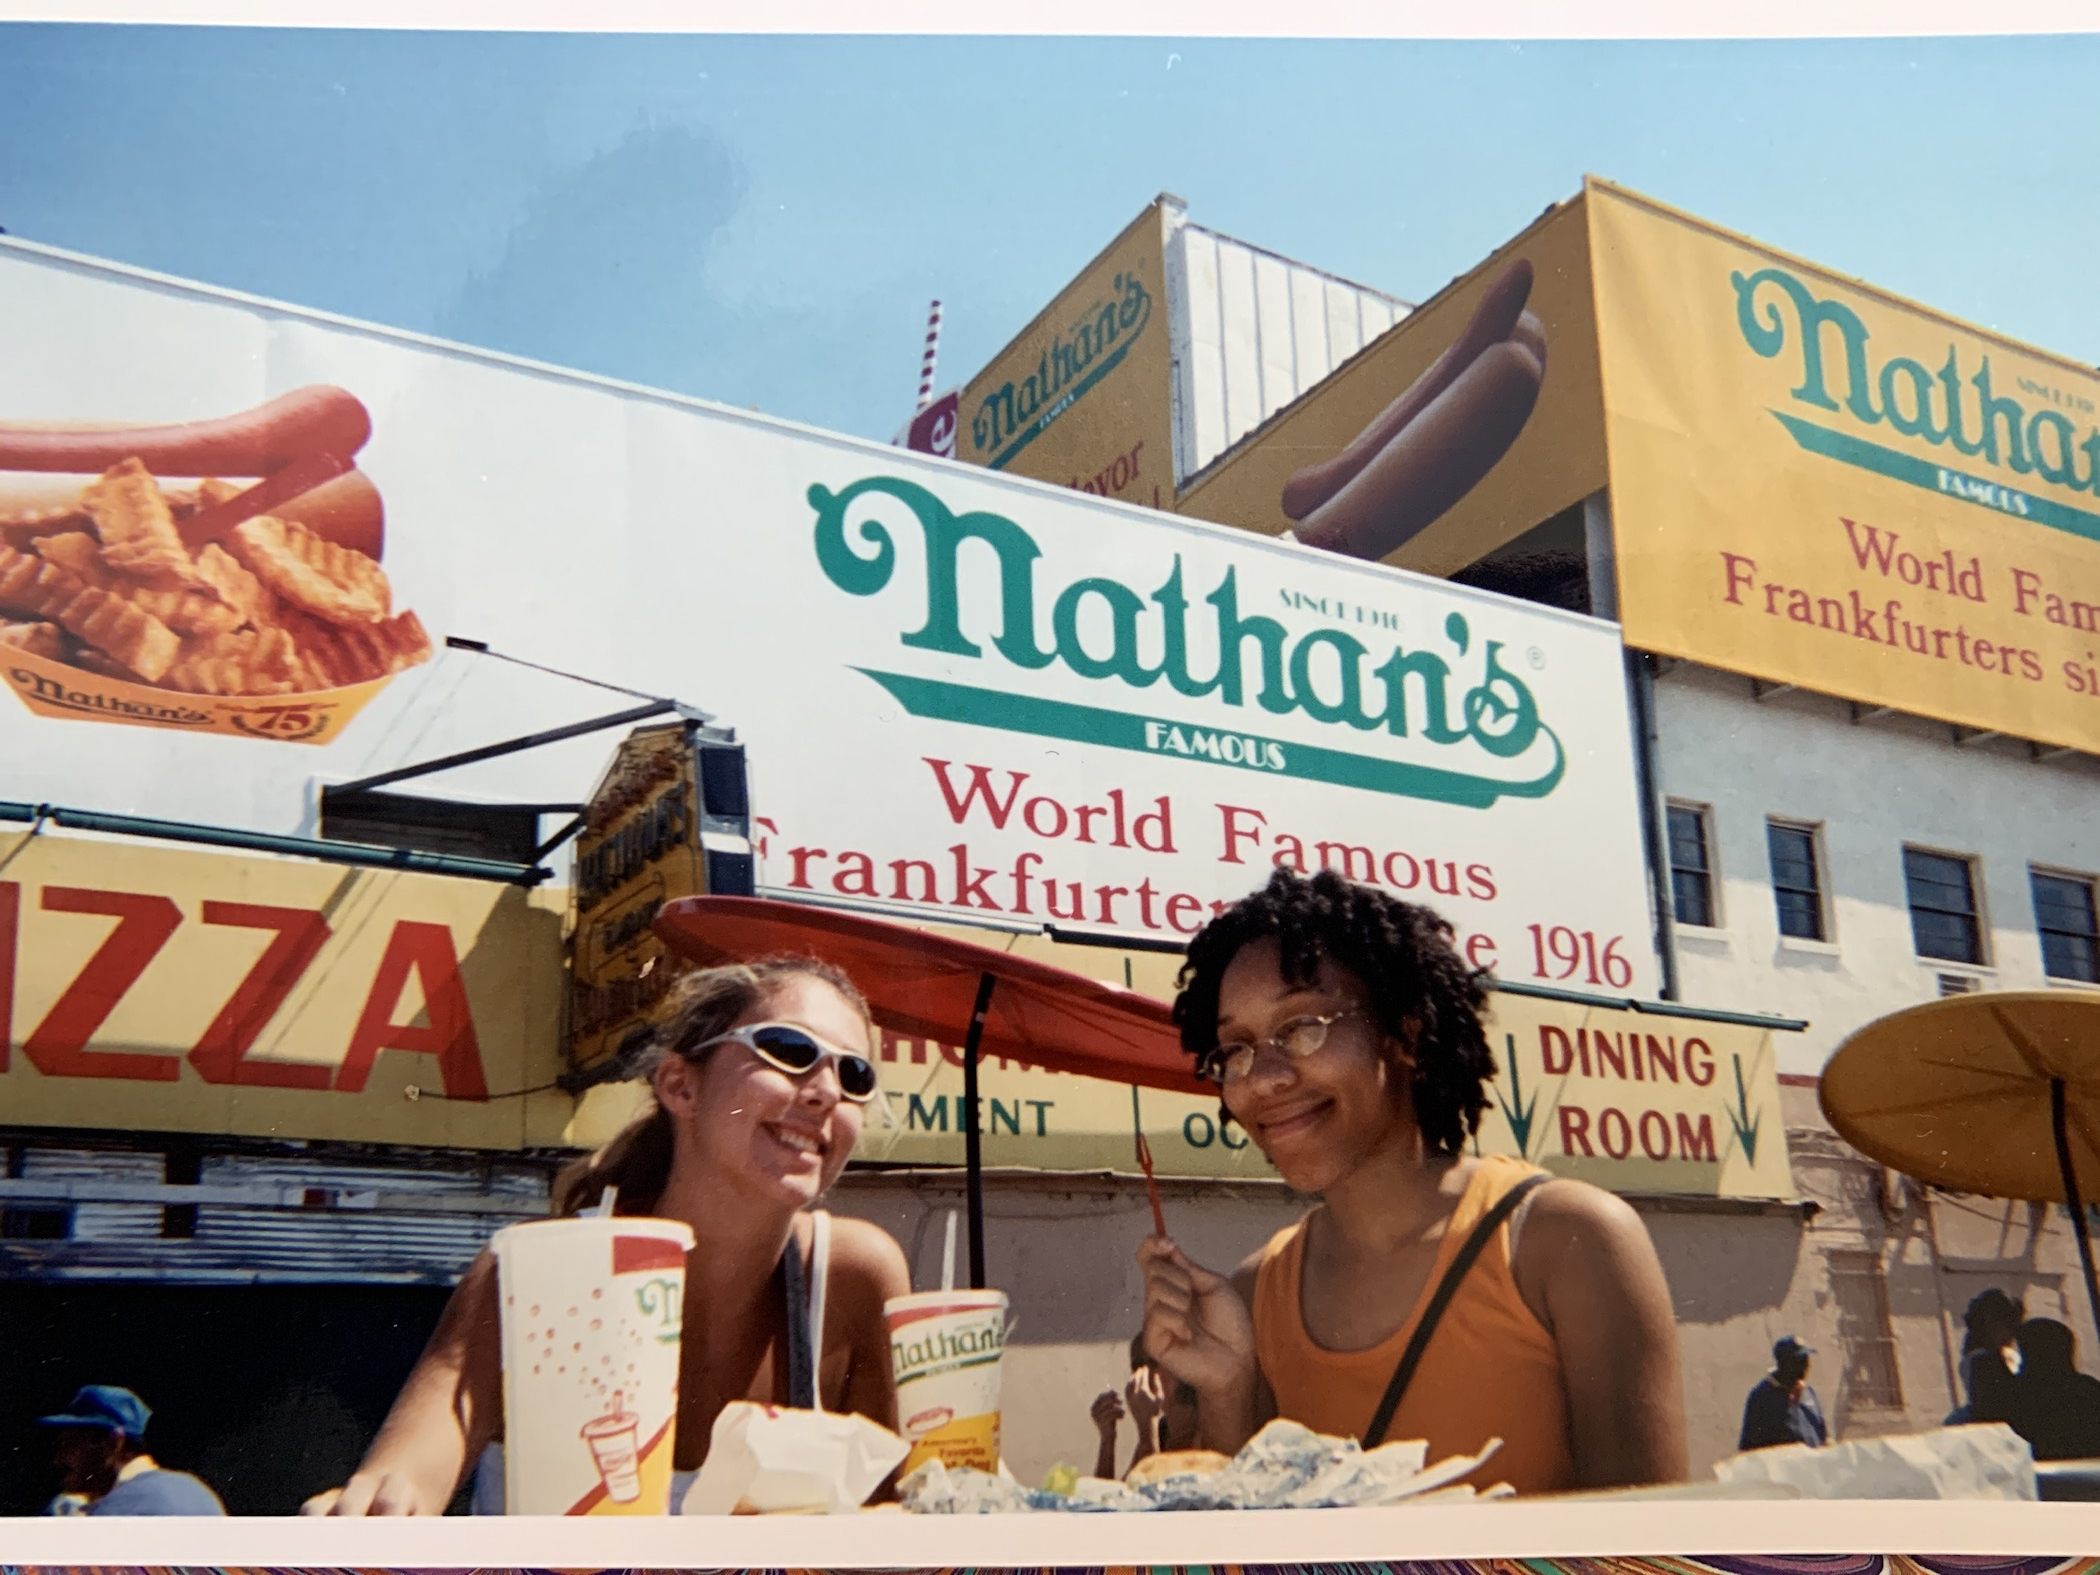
915, 300, 943, 411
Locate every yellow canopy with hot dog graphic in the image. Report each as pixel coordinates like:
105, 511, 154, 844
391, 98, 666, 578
1172, 194, 1608, 580
1168, 177, 2100, 757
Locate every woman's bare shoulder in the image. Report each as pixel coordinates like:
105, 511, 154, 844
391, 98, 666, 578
1513, 1177, 1667, 1299
826, 1213, 913, 1296
1521, 1176, 1649, 1241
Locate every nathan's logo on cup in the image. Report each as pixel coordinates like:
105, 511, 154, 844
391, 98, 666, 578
635, 1276, 684, 1343
891, 1309, 1006, 1382
885, 1289, 1008, 1477
810, 474, 1566, 809
495, 1216, 694, 1516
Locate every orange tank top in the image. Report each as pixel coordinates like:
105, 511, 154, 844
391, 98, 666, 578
1251, 1154, 1576, 1497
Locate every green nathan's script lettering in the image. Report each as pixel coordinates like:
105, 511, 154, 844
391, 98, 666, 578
809, 475, 1551, 761
970, 271, 1151, 469
1734, 265, 2100, 497
892, 1319, 1008, 1382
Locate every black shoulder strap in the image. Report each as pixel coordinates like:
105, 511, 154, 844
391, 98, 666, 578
1362, 1172, 1552, 1450
781, 1227, 817, 1410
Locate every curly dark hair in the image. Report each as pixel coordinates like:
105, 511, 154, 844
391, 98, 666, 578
1172, 866, 1496, 1157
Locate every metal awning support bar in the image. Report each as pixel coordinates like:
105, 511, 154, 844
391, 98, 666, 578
330, 698, 681, 795
1044, 923, 1188, 955
0, 801, 547, 886
962, 971, 997, 1291
2053, 1077, 2100, 1343
1493, 976, 1808, 1032
535, 813, 588, 860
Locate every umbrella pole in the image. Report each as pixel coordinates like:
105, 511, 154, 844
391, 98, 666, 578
2050, 1077, 2100, 1343
963, 971, 996, 1292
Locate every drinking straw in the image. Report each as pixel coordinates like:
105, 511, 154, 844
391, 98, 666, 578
1132, 1087, 1166, 1237
940, 1208, 958, 1292
591, 1185, 618, 1218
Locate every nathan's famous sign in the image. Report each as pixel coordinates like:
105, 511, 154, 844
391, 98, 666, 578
793, 465, 1655, 994
1587, 177, 2100, 755
0, 235, 1654, 995
812, 476, 1565, 810
956, 198, 1176, 513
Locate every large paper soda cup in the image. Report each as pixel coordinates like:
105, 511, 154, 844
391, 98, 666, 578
885, 1289, 1008, 1477
494, 1216, 694, 1514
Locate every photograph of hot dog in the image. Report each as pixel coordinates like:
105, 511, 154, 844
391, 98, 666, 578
0, 386, 431, 738
1283, 257, 1546, 562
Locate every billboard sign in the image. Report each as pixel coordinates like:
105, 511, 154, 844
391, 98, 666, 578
1590, 179, 2100, 754
955, 199, 1177, 511
0, 829, 569, 1149
0, 236, 1659, 1000
565, 722, 710, 1072
858, 978, 1793, 1198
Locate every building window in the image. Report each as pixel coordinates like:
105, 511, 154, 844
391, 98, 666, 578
318, 787, 549, 866
0, 1205, 71, 1240
1667, 804, 1715, 928
162, 1147, 201, 1240
2032, 870, 2100, 985
1827, 1248, 1905, 1410
1904, 847, 1983, 965
1767, 820, 1826, 942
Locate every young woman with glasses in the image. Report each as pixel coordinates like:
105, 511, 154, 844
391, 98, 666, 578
1137, 868, 1687, 1496
304, 956, 911, 1515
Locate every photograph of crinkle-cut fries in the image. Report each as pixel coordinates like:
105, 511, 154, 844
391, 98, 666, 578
0, 457, 430, 697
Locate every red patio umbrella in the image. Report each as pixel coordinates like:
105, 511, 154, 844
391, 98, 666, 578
652, 895, 1202, 1288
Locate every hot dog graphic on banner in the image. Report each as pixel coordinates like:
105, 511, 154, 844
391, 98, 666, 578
1174, 196, 1607, 580
1281, 257, 1549, 562
0, 386, 431, 743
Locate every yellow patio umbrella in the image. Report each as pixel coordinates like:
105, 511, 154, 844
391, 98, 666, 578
1820, 991, 2100, 1338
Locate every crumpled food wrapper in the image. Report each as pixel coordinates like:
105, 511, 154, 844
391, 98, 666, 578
683, 1402, 909, 1515
900, 1419, 1504, 1513
1712, 1424, 2037, 1501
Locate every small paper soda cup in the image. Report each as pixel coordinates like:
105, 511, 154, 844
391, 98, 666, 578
885, 1289, 1008, 1477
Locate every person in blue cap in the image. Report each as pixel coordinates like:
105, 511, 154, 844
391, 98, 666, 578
1738, 1336, 1831, 1452
38, 1385, 225, 1515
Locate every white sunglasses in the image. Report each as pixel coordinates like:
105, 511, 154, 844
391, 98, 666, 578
689, 1021, 880, 1102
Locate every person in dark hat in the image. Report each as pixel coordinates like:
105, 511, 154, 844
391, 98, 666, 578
1738, 1336, 1830, 1451
1947, 1288, 2025, 1426
38, 1385, 225, 1515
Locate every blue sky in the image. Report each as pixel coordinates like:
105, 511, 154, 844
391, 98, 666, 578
2, 27, 2096, 441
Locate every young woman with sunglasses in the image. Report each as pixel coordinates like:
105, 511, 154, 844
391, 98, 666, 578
1137, 868, 1687, 1496
303, 956, 911, 1515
